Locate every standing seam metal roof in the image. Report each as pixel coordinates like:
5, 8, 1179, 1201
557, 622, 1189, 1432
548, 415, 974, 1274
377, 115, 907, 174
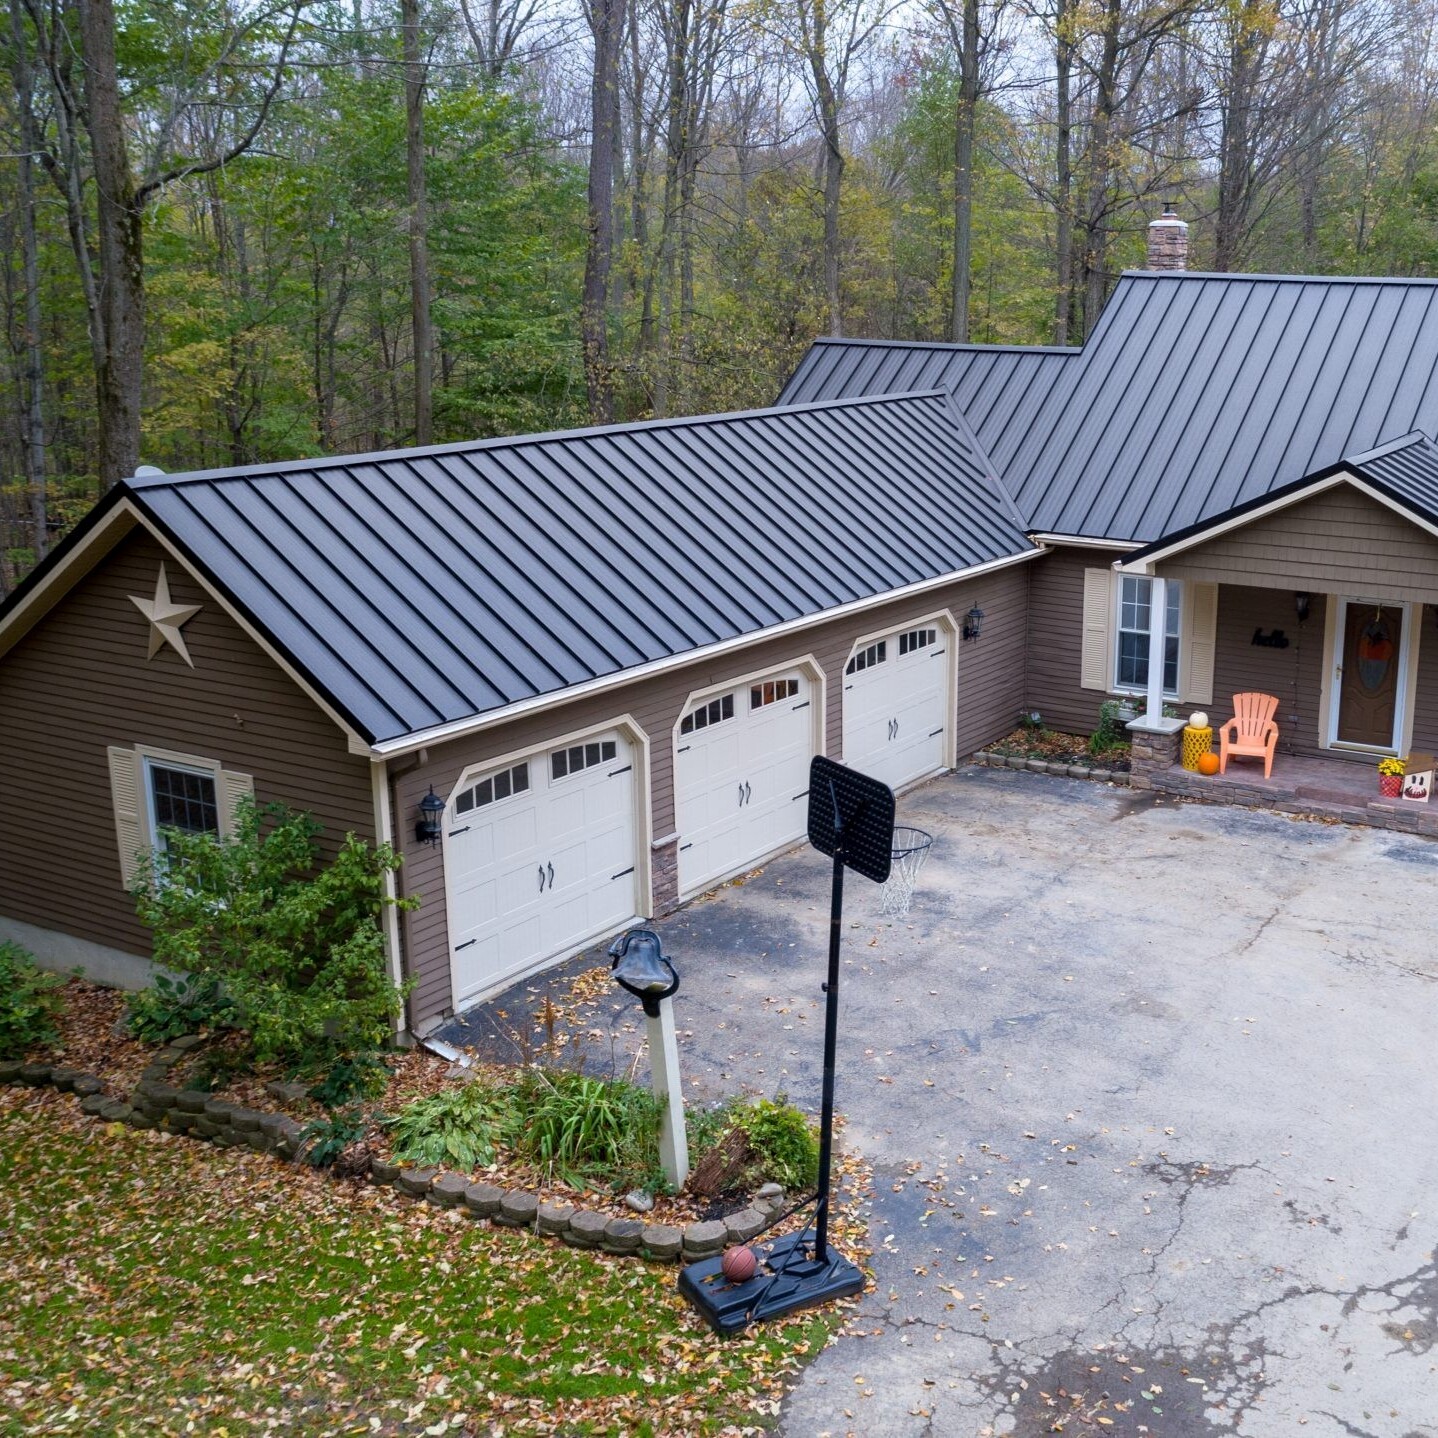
779, 272, 1438, 545
113, 391, 1035, 743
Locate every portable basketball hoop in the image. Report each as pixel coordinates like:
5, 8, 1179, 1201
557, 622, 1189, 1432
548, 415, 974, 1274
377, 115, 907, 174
679, 755, 893, 1335
879, 826, 933, 918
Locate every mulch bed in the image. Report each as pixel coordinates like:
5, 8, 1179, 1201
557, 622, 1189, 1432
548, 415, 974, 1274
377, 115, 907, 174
25, 969, 826, 1231
988, 725, 1132, 772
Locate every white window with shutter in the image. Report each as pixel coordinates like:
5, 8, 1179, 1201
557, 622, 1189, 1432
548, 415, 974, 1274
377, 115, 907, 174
107, 744, 254, 888
1079, 567, 1218, 706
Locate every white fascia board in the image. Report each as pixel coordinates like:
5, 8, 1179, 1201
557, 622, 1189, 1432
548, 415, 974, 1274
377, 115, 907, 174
370, 546, 1044, 759
1029, 532, 1139, 551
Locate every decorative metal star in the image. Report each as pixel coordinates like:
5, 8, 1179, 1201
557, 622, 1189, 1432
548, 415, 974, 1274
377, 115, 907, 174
129, 562, 202, 667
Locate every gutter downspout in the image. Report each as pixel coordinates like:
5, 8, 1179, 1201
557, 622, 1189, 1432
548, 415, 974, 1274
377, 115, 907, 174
370, 758, 409, 1044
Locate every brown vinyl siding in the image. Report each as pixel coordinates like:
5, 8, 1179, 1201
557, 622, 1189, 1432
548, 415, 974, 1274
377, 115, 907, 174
1023, 544, 1126, 734
394, 560, 1034, 1027
1209, 585, 1333, 759
0, 531, 374, 956
1156, 485, 1438, 602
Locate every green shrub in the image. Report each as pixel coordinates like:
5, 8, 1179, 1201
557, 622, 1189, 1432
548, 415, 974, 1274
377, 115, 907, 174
301, 1108, 368, 1168
133, 799, 413, 1069
386, 1080, 504, 1169
309, 1052, 391, 1110
506, 1069, 662, 1186
0, 943, 64, 1059
733, 1096, 820, 1190
1088, 699, 1130, 756
125, 972, 237, 1045
686, 1097, 738, 1163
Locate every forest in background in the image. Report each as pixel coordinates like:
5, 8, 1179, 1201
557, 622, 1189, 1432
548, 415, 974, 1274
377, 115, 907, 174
4, 0, 1438, 591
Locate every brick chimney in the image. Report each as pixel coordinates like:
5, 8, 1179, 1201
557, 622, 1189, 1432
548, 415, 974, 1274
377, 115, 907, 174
1146, 204, 1189, 271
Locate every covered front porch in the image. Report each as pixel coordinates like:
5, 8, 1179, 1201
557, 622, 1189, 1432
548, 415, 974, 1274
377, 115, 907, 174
1116, 446, 1438, 832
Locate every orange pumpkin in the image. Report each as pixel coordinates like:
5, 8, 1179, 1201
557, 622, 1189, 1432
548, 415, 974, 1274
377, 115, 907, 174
1197, 752, 1220, 777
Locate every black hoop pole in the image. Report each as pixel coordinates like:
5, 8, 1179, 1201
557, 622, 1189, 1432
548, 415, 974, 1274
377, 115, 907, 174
814, 783, 846, 1262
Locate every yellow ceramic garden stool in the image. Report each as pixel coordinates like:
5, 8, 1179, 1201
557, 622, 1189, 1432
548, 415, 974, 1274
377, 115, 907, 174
1181, 711, 1214, 772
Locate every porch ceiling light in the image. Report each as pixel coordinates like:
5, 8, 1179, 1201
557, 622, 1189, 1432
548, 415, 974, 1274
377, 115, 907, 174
962, 605, 986, 641
608, 927, 679, 1017
415, 785, 445, 846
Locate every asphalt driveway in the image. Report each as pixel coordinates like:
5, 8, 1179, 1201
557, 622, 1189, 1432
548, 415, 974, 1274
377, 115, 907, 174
442, 768, 1438, 1437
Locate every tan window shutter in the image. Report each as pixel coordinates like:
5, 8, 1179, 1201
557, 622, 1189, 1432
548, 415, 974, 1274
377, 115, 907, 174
1182, 582, 1218, 706
107, 746, 145, 889
217, 769, 255, 837
1080, 568, 1115, 692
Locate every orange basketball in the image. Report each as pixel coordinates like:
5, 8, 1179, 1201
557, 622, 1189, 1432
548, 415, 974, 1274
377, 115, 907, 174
721, 1245, 759, 1283
1197, 752, 1220, 776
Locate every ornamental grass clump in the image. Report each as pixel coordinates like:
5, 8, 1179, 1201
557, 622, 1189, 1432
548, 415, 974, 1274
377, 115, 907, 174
505, 1069, 662, 1188
0, 942, 64, 1058
133, 798, 412, 1070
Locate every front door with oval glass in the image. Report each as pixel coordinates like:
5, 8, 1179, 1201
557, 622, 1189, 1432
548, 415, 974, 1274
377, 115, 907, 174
1335, 601, 1404, 749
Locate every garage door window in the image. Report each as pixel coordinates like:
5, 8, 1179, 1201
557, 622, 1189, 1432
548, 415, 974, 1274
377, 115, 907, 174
750, 677, 799, 710
898, 627, 937, 654
552, 739, 617, 780
456, 762, 530, 814
681, 693, 735, 734
846, 641, 886, 675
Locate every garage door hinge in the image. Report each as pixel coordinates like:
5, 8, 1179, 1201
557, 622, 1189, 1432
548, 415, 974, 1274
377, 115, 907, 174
454, 939, 477, 951
791, 700, 810, 710
929, 727, 945, 737
679, 842, 693, 851
792, 789, 809, 800
448, 826, 470, 837
611, 866, 635, 880
932, 648, 945, 656
677, 744, 691, 753
608, 764, 633, 776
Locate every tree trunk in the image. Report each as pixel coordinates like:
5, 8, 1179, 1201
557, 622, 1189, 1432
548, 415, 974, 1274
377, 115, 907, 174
402, 0, 433, 445
951, 0, 980, 342
1214, 0, 1265, 273
9, 0, 47, 555
1053, 0, 1074, 345
820, 109, 844, 336
583, 0, 626, 422
1079, 0, 1120, 338
78, 0, 144, 486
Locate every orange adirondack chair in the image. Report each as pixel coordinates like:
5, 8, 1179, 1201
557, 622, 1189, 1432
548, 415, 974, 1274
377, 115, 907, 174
1219, 692, 1280, 778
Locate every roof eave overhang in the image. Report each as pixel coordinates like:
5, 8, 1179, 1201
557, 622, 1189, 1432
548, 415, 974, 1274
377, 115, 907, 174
1117, 466, 1438, 574
369, 545, 1045, 759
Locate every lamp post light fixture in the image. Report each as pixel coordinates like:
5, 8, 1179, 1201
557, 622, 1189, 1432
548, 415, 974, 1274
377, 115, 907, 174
962, 604, 986, 641
415, 786, 445, 846
609, 928, 687, 1188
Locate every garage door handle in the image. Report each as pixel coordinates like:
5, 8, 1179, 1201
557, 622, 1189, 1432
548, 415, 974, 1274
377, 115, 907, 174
537, 864, 546, 892
547, 862, 555, 889
738, 783, 745, 807
744, 781, 751, 805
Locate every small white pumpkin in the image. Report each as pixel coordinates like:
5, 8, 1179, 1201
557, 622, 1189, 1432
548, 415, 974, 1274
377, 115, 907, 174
1189, 711, 1209, 729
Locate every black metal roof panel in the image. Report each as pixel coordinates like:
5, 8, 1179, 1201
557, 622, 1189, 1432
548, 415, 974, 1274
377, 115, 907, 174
123, 391, 1035, 743
781, 273, 1438, 544
1347, 431, 1438, 519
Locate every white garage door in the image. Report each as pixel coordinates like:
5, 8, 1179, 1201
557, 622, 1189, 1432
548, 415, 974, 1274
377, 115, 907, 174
675, 670, 815, 896
842, 624, 950, 789
445, 731, 639, 1007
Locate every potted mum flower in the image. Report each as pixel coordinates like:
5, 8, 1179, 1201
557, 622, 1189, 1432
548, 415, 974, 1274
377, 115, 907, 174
1378, 755, 1405, 798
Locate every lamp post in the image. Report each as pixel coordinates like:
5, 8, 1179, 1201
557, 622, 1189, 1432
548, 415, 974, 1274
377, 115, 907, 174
609, 928, 688, 1190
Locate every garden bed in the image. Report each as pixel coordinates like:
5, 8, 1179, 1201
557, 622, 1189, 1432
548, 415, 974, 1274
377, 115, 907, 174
980, 724, 1132, 776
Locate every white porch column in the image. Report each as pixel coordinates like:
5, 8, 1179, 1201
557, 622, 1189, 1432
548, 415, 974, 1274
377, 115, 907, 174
1144, 575, 1167, 725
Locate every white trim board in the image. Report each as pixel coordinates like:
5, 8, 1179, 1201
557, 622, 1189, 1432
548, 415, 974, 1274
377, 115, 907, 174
371, 548, 1044, 759
1029, 533, 1139, 551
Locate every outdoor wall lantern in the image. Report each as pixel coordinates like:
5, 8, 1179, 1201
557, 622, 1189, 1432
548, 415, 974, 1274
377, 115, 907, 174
1295, 592, 1311, 623
608, 927, 679, 1017
962, 605, 986, 641
415, 786, 445, 846
609, 927, 687, 1188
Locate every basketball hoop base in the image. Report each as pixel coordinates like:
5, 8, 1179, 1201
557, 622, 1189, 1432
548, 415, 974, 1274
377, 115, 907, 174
678, 1232, 865, 1336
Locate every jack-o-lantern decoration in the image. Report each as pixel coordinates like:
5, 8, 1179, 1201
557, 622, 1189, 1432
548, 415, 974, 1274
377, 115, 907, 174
1197, 752, 1220, 776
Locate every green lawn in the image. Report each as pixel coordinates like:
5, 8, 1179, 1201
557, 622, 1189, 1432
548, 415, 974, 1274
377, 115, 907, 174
0, 1089, 841, 1436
